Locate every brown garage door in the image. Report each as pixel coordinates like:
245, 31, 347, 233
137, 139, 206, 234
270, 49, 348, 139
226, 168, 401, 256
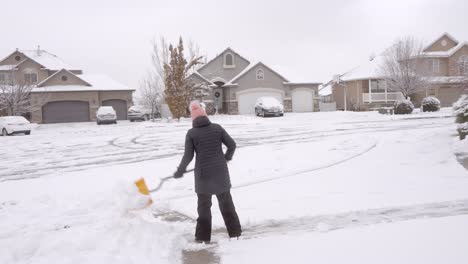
42, 101, 90, 123
102, 99, 127, 120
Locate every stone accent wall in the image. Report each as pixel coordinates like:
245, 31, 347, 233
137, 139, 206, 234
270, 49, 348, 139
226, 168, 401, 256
223, 101, 238, 115
283, 98, 292, 112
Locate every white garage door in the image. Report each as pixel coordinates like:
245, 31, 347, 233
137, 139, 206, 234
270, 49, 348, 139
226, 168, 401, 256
238, 90, 283, 115
292, 89, 314, 112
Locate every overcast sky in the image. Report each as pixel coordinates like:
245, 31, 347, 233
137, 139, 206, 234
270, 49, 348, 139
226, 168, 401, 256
1, 0, 467, 88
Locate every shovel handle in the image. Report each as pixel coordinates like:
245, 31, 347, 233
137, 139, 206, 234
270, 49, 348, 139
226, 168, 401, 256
149, 168, 194, 193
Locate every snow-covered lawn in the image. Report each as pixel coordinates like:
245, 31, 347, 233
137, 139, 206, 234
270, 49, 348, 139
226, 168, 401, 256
1, 109, 467, 264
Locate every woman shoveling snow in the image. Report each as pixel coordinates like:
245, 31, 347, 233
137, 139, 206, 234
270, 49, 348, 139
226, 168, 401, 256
173, 101, 242, 244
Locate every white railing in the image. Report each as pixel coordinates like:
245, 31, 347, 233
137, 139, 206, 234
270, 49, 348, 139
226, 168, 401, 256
362, 92, 405, 103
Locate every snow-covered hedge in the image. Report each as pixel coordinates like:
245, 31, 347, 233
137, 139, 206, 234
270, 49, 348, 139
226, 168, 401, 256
457, 123, 468, 140
394, 100, 414, 115
453, 94, 468, 124
421, 96, 441, 112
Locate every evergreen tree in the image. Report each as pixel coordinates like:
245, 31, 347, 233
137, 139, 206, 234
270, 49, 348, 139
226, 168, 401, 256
164, 37, 203, 119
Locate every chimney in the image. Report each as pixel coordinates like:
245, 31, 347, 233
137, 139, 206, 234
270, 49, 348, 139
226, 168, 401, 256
37, 45, 41, 56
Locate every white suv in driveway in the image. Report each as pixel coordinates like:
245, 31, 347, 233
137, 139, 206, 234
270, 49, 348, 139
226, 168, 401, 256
96, 106, 117, 125
0, 116, 32, 136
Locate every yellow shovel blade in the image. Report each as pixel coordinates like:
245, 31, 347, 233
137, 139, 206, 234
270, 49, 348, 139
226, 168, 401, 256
134, 178, 153, 205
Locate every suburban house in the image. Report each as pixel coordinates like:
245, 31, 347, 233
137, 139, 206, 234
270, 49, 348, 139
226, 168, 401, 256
187, 48, 321, 115
331, 33, 468, 111
0, 48, 134, 123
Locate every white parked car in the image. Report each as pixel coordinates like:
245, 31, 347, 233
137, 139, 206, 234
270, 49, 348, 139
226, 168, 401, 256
255, 97, 284, 117
96, 106, 117, 125
0, 116, 32, 136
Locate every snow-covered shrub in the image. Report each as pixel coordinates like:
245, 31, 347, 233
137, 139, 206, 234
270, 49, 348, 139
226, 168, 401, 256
394, 100, 414, 114
453, 94, 468, 124
457, 123, 468, 140
421, 96, 441, 112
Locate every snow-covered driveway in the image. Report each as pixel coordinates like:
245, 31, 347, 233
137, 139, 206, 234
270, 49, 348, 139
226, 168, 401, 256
1, 110, 467, 264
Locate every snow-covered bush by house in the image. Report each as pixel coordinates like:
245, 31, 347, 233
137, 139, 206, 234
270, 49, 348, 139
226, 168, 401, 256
453, 94, 468, 124
457, 123, 468, 140
421, 96, 441, 112
394, 100, 414, 114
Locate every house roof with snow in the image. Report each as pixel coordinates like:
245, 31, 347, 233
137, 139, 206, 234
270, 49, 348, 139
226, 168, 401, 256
339, 55, 386, 82
32, 69, 134, 92
191, 48, 320, 88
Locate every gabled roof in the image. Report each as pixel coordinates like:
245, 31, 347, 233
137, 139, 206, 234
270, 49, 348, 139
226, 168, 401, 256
188, 71, 214, 85
225, 61, 289, 85
340, 55, 386, 82
420, 42, 468, 58
0, 49, 80, 71
197, 47, 250, 72
33, 73, 134, 92
423, 32, 459, 52
37, 68, 92, 87
20, 50, 79, 71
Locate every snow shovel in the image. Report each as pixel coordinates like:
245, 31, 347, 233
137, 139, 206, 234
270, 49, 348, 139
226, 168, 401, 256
133, 169, 195, 207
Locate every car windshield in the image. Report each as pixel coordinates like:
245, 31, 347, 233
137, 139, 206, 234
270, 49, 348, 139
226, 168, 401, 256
98, 107, 115, 114
260, 97, 281, 107
0, 116, 29, 124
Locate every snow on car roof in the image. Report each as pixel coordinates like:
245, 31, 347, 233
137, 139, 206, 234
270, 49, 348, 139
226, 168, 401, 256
0, 116, 29, 123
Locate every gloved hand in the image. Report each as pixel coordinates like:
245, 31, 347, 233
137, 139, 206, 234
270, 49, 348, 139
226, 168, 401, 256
173, 170, 183, 179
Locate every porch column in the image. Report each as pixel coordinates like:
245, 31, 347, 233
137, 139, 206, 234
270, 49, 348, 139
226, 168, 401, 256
384, 81, 388, 103
368, 79, 372, 103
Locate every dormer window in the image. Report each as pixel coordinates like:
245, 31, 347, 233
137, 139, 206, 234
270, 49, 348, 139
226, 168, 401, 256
256, 69, 264, 80
24, 73, 38, 84
224, 53, 235, 68
428, 59, 440, 74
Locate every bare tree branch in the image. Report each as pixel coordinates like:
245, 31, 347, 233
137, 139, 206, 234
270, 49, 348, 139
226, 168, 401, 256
380, 36, 430, 100
0, 69, 48, 117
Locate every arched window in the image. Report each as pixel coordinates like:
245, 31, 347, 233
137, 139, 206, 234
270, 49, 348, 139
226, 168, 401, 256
459, 55, 468, 75
224, 53, 234, 68
256, 69, 264, 80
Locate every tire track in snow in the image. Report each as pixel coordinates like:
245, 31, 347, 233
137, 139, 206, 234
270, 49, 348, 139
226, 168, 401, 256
232, 199, 468, 239
0, 122, 449, 182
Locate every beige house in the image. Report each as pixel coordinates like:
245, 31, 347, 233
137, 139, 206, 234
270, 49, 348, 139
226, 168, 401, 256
187, 48, 321, 114
332, 33, 468, 111
0, 48, 134, 123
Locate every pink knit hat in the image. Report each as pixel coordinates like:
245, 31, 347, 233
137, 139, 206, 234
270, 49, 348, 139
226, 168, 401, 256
190, 101, 207, 120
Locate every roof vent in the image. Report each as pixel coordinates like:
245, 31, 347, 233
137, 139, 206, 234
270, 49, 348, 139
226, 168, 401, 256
36, 45, 41, 56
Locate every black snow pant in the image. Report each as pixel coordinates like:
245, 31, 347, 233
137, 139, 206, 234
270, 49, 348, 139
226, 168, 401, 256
195, 191, 242, 242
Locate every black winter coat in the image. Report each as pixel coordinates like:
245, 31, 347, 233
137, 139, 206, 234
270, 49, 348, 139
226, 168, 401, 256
176, 116, 236, 194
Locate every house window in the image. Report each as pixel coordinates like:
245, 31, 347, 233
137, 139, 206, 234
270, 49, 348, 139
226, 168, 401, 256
0, 73, 12, 85
459, 55, 468, 75
24, 73, 38, 84
370, 80, 386, 93
224, 53, 235, 68
256, 69, 264, 80
428, 59, 440, 74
